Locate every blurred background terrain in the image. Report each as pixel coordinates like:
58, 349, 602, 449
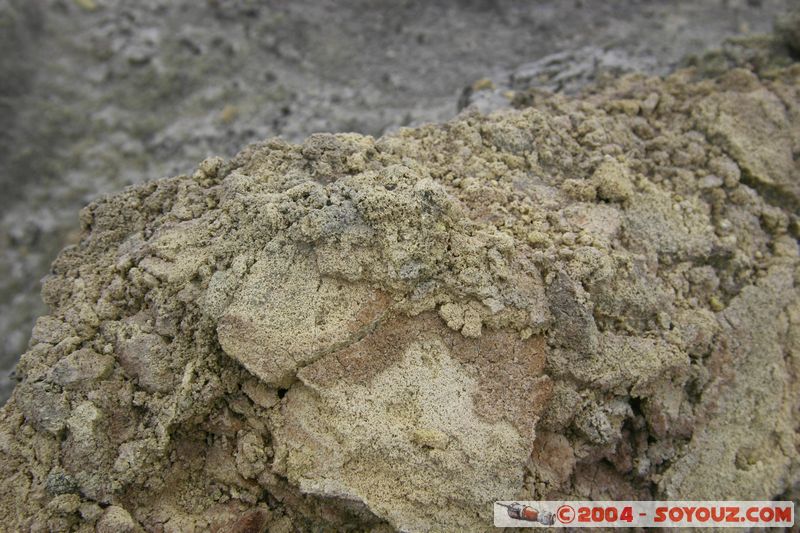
0, 0, 792, 402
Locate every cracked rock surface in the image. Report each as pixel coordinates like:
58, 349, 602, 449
1, 24, 800, 533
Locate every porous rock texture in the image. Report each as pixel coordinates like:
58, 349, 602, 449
1, 29, 800, 533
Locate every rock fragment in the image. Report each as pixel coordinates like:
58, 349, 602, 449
0, 25, 799, 532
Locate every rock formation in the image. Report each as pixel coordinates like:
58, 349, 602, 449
0, 24, 799, 532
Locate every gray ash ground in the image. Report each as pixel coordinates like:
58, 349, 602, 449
0, 0, 792, 403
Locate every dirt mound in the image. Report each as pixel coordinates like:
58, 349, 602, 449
1, 25, 799, 533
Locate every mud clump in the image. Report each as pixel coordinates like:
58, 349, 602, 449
1, 30, 800, 532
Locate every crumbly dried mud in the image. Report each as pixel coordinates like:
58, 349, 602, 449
1, 27, 799, 533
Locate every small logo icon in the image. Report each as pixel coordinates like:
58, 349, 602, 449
557, 504, 575, 524
496, 502, 555, 525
